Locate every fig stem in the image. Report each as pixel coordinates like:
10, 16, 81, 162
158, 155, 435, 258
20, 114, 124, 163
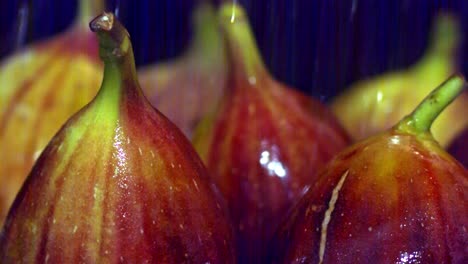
90, 12, 139, 99
190, 3, 223, 64
397, 74, 466, 133
78, 0, 104, 27
218, 3, 265, 80
90, 12, 132, 64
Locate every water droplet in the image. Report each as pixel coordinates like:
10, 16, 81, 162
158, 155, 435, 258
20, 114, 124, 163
192, 179, 200, 192
33, 151, 41, 161
248, 76, 256, 85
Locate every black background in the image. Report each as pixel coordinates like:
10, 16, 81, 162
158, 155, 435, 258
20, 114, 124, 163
1, 0, 468, 101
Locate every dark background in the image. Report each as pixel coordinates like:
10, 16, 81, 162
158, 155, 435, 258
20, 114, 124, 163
1, 0, 467, 101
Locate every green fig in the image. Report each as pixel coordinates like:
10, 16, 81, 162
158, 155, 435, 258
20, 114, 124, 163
331, 13, 468, 147
0, 12, 235, 263
0, 0, 104, 226
271, 75, 467, 263
193, 3, 350, 263
138, 3, 226, 138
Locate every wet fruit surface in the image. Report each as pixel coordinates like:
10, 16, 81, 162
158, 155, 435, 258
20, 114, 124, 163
272, 132, 467, 263
0, 12, 235, 263
271, 76, 468, 263
193, 3, 350, 262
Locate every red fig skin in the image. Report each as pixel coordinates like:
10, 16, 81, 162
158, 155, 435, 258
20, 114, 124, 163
32, 27, 99, 62
271, 133, 467, 263
448, 129, 468, 168
193, 4, 351, 263
0, 13, 235, 263
196, 68, 351, 260
138, 3, 227, 139
270, 77, 468, 263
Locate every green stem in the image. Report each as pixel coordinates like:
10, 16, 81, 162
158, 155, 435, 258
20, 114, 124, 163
218, 2, 266, 80
189, 3, 223, 63
90, 12, 139, 100
77, 0, 105, 27
396, 74, 466, 134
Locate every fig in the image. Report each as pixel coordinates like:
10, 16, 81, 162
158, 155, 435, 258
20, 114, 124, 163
192, 3, 350, 263
0, 0, 104, 225
138, 2, 226, 138
331, 13, 468, 147
0, 12, 235, 263
448, 128, 468, 168
271, 75, 467, 263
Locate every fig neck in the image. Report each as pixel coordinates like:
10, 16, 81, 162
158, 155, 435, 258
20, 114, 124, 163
188, 3, 224, 66
219, 3, 268, 88
414, 13, 460, 74
90, 12, 140, 105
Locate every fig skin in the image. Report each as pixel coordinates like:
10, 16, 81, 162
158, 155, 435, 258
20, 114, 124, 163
138, 3, 227, 138
193, 3, 350, 263
271, 76, 468, 263
0, 0, 104, 226
272, 132, 467, 263
0, 12, 236, 263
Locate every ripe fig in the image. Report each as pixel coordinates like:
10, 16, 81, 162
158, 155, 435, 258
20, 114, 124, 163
331, 13, 468, 147
271, 75, 467, 263
192, 3, 350, 263
0, 12, 235, 263
448, 128, 468, 168
0, 0, 104, 226
138, 3, 226, 138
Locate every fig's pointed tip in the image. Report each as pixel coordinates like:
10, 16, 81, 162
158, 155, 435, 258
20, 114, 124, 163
88, 12, 131, 61
90, 12, 115, 33
219, 2, 247, 23
453, 72, 466, 84
193, 2, 215, 24
434, 11, 458, 31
